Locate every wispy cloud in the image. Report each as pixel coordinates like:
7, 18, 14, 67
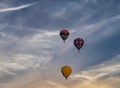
3, 55, 120, 88
0, 28, 59, 80
0, 3, 37, 13
71, 14, 120, 38
71, 55, 120, 81
48, 1, 87, 19
0, 1, 120, 88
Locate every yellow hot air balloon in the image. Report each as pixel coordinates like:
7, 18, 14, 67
61, 66, 72, 80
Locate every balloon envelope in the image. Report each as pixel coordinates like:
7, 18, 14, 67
60, 30, 69, 42
61, 66, 72, 80
74, 38, 84, 51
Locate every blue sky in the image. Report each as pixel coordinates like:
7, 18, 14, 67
0, 0, 120, 88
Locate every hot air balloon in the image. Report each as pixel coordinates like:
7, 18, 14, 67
60, 30, 69, 43
74, 38, 84, 52
61, 66, 72, 80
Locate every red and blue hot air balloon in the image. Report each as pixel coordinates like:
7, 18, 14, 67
74, 38, 84, 52
60, 29, 69, 43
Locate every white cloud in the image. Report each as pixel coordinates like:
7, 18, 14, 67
0, 67, 17, 77
50, 8, 67, 19
71, 14, 120, 38
0, 13, 120, 82
0, 1, 120, 88
0, 3, 37, 13
71, 55, 120, 81
3, 55, 120, 88
0, 29, 119, 87
0, 28, 60, 78
48, 1, 87, 19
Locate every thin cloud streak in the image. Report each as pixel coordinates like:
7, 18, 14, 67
0, 3, 37, 13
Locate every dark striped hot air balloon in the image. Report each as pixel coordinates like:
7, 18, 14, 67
60, 29, 69, 43
74, 38, 84, 52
